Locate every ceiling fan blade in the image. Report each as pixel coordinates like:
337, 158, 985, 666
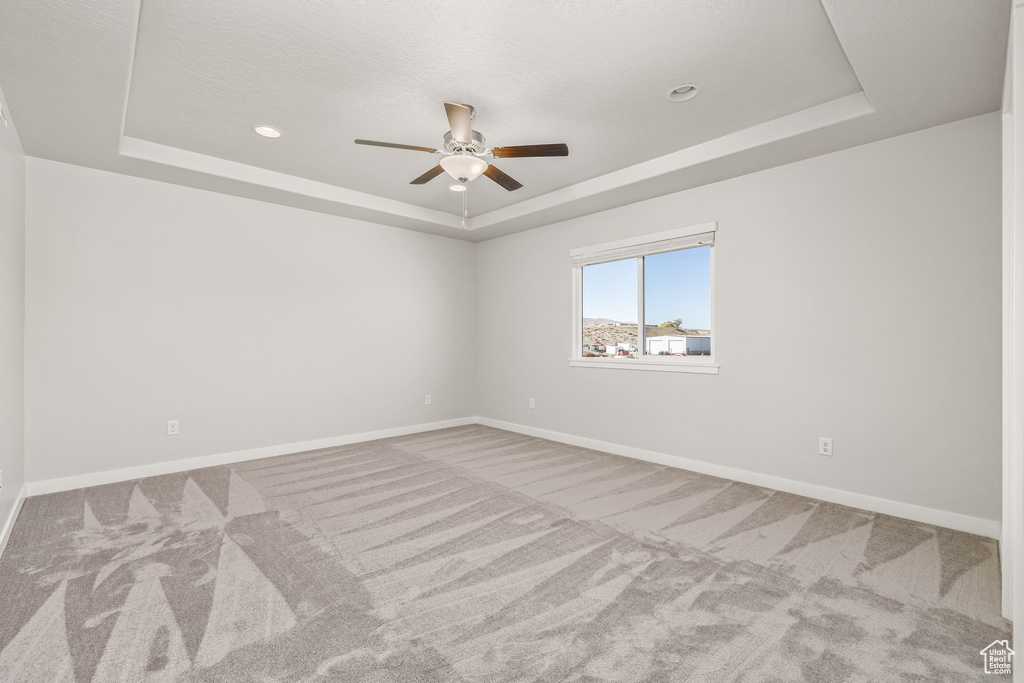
410, 165, 445, 185
355, 139, 438, 153
483, 164, 523, 192
491, 143, 569, 158
444, 103, 473, 144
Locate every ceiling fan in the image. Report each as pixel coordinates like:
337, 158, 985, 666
354, 103, 569, 193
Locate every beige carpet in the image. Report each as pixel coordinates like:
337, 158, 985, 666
0, 425, 1010, 681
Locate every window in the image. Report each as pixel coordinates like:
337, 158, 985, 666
570, 222, 717, 374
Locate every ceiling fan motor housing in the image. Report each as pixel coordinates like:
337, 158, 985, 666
443, 130, 487, 154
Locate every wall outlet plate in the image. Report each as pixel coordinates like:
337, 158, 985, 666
529, 398, 535, 409
819, 437, 833, 456
425, 394, 432, 405
167, 419, 180, 436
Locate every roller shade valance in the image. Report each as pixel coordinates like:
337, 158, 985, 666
569, 223, 716, 268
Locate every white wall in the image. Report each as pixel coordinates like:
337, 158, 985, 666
24, 159, 476, 483
476, 113, 1003, 524
17, 113, 1005, 532
0, 85, 26, 538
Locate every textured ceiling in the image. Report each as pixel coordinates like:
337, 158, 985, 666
124, 0, 860, 216
0, 0, 1011, 240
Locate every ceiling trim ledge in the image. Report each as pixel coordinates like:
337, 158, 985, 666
117, 91, 872, 235
119, 136, 465, 230
467, 91, 874, 232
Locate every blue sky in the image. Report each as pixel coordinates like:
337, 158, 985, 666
582, 247, 711, 328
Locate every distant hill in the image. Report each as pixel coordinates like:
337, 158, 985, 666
582, 317, 633, 325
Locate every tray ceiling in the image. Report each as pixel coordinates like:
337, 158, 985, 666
0, 0, 1010, 240
124, 0, 861, 216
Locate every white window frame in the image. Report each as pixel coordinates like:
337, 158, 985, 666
569, 221, 718, 374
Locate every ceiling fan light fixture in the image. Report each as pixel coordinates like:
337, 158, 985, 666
253, 124, 282, 138
449, 183, 467, 192
666, 83, 700, 102
440, 154, 488, 182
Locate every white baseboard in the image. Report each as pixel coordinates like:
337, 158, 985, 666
26, 417, 477, 497
476, 417, 1002, 539
0, 483, 28, 560
22, 414, 1000, 540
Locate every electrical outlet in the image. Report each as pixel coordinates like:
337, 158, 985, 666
167, 419, 179, 436
529, 398, 535, 409
425, 394, 432, 406
818, 437, 833, 456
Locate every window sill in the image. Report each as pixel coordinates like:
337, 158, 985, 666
568, 358, 719, 374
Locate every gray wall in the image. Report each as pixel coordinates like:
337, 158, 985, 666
24, 158, 477, 482
0, 86, 26, 530
18, 113, 1004, 525
475, 113, 1003, 522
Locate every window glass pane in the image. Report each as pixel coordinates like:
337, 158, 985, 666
643, 246, 711, 357
582, 258, 638, 358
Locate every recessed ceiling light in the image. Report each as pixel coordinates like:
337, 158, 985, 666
253, 125, 281, 138
666, 84, 700, 103
450, 183, 467, 192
